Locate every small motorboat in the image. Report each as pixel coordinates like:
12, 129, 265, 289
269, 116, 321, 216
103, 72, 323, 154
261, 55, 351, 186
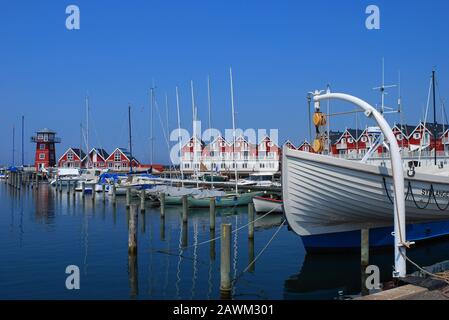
253, 194, 283, 213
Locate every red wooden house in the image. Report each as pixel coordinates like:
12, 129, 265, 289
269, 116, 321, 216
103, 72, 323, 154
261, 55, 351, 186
105, 148, 140, 172
58, 148, 86, 168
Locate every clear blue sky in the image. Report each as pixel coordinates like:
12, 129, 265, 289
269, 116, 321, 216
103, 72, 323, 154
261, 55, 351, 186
1, 0, 448, 165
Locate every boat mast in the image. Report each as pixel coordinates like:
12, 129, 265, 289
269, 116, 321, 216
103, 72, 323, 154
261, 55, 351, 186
229, 67, 238, 193
12, 125, 15, 166
190, 80, 199, 188
128, 105, 133, 173
21, 115, 24, 166
207, 75, 214, 186
150, 86, 155, 165
176, 86, 185, 185
432, 69, 437, 166
85, 95, 90, 168
165, 93, 172, 180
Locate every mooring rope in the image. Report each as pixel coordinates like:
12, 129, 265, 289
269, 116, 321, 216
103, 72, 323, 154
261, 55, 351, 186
399, 250, 449, 285
151, 204, 283, 255
232, 219, 287, 286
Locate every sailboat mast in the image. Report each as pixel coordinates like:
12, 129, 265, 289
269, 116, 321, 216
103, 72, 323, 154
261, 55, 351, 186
433, 70, 437, 166
128, 105, 133, 173
176, 86, 185, 184
229, 67, 238, 193
21, 115, 24, 166
12, 125, 15, 166
207, 76, 214, 186
85, 95, 90, 167
190, 80, 199, 187
150, 87, 154, 165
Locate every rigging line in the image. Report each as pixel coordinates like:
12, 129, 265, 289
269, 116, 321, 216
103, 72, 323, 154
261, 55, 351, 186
232, 219, 286, 285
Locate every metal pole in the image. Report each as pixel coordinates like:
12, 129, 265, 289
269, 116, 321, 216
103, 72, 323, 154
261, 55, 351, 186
315, 92, 407, 277
432, 70, 437, 166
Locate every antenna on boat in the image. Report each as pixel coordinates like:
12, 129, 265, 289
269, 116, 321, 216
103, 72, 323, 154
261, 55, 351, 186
373, 58, 397, 115
12, 125, 15, 166
21, 115, 24, 166
230, 67, 239, 194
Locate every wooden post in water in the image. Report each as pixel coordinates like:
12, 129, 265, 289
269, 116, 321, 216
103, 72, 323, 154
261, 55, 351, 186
92, 185, 96, 203
81, 182, 85, 199
112, 185, 117, 206
67, 181, 71, 195
210, 197, 216, 230
160, 193, 165, 217
17, 173, 21, 190
126, 187, 131, 208
248, 203, 254, 239
59, 179, 63, 194
248, 238, 255, 273
361, 228, 370, 296
35, 173, 38, 190
128, 204, 138, 254
102, 184, 106, 203
140, 190, 145, 212
220, 223, 232, 296
182, 195, 188, 224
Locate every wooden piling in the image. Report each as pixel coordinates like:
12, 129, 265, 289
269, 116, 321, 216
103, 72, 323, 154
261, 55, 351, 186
220, 223, 232, 294
182, 195, 188, 224
81, 182, 85, 199
361, 228, 370, 296
126, 187, 131, 208
210, 198, 216, 230
35, 173, 38, 189
140, 190, 146, 212
102, 184, 106, 203
128, 204, 138, 254
248, 202, 254, 239
248, 238, 255, 273
67, 181, 71, 195
160, 193, 165, 217
112, 185, 117, 206
92, 185, 96, 202
181, 222, 188, 248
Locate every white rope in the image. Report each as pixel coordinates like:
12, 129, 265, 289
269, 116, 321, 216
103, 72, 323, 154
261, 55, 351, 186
233, 219, 286, 284
399, 250, 449, 284
152, 204, 283, 254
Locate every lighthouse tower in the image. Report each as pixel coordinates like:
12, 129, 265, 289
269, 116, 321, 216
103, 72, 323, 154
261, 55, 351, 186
31, 128, 61, 171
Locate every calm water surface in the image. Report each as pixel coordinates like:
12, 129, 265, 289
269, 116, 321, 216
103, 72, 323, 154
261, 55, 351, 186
1, 183, 449, 300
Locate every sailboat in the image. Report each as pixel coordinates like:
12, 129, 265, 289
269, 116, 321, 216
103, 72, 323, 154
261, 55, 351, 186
283, 71, 449, 251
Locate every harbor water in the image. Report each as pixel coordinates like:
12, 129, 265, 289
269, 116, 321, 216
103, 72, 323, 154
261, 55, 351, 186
2, 183, 449, 300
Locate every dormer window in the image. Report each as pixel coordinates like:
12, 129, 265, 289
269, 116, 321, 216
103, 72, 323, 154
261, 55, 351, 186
397, 134, 403, 141
341, 138, 346, 144
414, 133, 421, 139
114, 151, 121, 162
348, 138, 354, 143
361, 137, 367, 143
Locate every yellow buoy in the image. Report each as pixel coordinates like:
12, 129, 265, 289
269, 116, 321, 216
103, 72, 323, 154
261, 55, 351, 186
313, 112, 327, 127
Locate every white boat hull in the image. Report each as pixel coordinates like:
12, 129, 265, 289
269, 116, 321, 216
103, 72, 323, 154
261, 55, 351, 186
253, 197, 283, 213
282, 147, 449, 236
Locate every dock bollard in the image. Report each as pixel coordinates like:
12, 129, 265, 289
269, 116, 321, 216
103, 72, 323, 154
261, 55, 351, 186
160, 193, 165, 217
210, 198, 216, 230
220, 224, 232, 295
81, 182, 85, 198
248, 202, 254, 239
128, 204, 138, 254
140, 190, 146, 212
126, 188, 131, 208
182, 195, 188, 224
